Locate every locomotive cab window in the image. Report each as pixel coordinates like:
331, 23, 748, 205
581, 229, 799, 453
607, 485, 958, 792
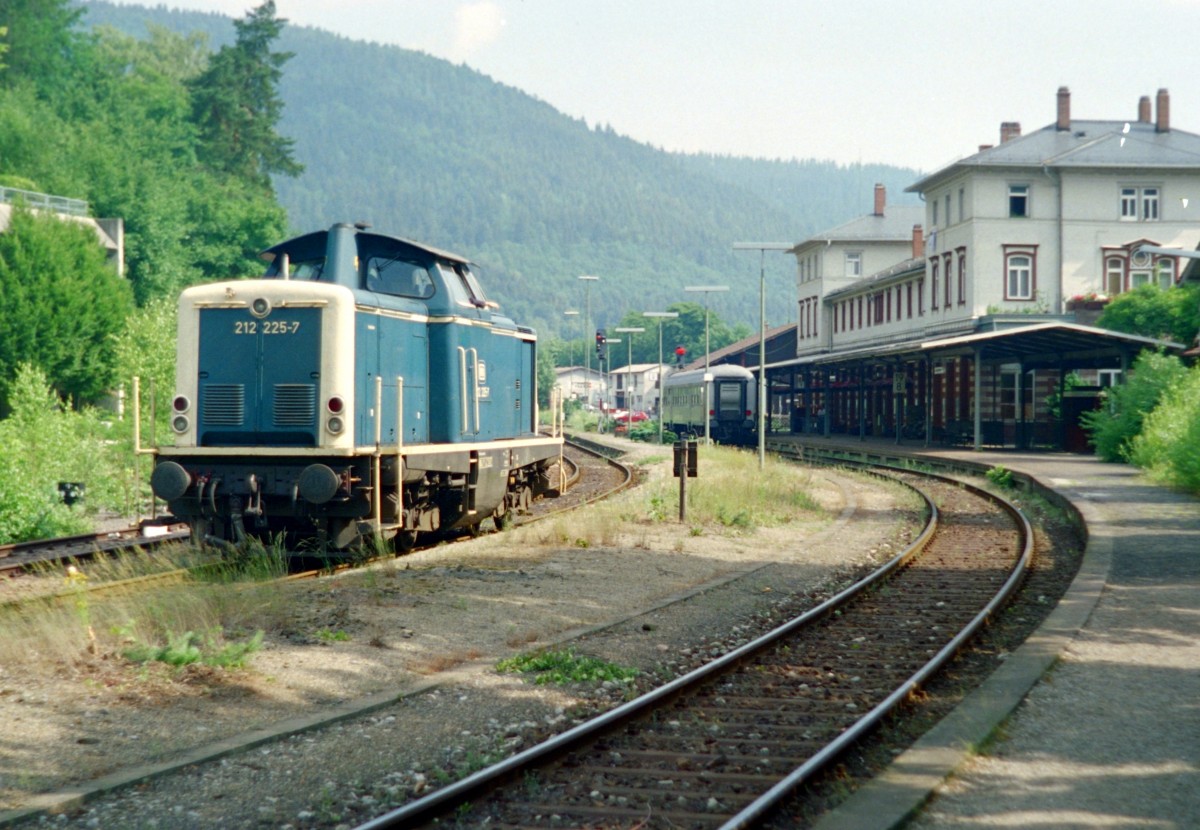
267, 256, 325, 280
440, 262, 491, 309
364, 255, 435, 299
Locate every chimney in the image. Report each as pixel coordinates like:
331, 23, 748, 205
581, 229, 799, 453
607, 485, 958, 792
873, 183, 886, 216
1056, 86, 1071, 131
1139, 95, 1152, 123
1156, 88, 1170, 132
911, 225, 924, 260
1000, 121, 1022, 143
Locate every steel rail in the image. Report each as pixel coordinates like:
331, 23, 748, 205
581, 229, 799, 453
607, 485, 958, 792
719, 459, 1035, 828
353, 471, 942, 830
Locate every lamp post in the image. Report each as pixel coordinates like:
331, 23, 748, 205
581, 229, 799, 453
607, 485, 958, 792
602, 338, 619, 431
614, 326, 645, 430
734, 243, 791, 469
685, 285, 729, 444
563, 309, 579, 399
578, 275, 599, 409
643, 311, 678, 445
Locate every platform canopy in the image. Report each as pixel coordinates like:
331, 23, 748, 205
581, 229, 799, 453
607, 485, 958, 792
767, 322, 1183, 374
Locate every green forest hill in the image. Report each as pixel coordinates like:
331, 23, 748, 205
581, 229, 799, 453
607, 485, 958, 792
80, 0, 922, 339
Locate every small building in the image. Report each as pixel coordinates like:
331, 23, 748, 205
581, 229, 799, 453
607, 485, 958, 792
609, 363, 660, 413
554, 366, 606, 409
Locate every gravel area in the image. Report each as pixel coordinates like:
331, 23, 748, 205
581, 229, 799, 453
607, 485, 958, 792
0, 445, 917, 829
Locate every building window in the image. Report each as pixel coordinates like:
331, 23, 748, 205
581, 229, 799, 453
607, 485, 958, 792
1156, 258, 1174, 288
957, 249, 967, 305
999, 372, 1018, 421
958, 187, 965, 223
1098, 369, 1122, 388
1005, 250, 1035, 300
918, 280, 924, 315
1121, 186, 1160, 221
943, 253, 953, 308
932, 199, 939, 226
945, 194, 951, 225
846, 251, 862, 277
1105, 256, 1125, 295
1009, 184, 1030, 218
931, 260, 940, 309
907, 282, 913, 318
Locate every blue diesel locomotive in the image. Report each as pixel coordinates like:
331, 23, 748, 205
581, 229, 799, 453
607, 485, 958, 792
661, 364, 757, 445
150, 222, 562, 552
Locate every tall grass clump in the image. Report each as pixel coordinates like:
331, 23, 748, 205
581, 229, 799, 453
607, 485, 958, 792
655, 445, 821, 530
1081, 350, 1188, 462
1128, 363, 1200, 494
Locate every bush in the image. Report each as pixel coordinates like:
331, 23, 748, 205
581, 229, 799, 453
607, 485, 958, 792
1129, 364, 1200, 494
0, 364, 101, 542
1080, 350, 1188, 462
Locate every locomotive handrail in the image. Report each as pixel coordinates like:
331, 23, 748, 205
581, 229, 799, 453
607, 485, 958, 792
458, 347, 468, 434
470, 347, 480, 434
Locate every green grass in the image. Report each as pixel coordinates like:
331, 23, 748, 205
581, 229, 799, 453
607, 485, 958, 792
495, 648, 638, 686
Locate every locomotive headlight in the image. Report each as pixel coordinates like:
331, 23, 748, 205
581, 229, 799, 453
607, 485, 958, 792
172, 395, 191, 413
171, 415, 190, 433
327, 416, 344, 434
250, 297, 271, 318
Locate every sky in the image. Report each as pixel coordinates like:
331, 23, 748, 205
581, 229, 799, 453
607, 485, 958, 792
107, 0, 1200, 173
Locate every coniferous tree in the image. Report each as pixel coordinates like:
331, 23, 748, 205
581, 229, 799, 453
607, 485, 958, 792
188, 0, 303, 191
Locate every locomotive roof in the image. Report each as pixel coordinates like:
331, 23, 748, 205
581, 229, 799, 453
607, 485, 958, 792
260, 223, 472, 266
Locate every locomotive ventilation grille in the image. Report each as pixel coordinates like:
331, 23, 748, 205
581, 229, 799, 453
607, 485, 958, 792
202, 384, 245, 426
273, 384, 316, 427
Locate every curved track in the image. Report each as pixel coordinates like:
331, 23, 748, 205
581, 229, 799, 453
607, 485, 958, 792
354, 465, 1033, 829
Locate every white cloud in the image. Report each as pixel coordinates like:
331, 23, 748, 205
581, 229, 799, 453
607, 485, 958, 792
449, 2, 505, 62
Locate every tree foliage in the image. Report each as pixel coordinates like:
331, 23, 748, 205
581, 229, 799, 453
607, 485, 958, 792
0, 0, 84, 95
1096, 283, 1200, 346
0, 207, 133, 409
187, 0, 302, 190
1080, 350, 1189, 462
1129, 363, 1200, 493
0, 6, 294, 305
0, 364, 97, 542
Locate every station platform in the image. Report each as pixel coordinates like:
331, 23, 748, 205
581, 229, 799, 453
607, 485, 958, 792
772, 433, 1200, 829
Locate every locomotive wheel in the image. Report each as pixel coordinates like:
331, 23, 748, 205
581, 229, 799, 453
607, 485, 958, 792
395, 529, 418, 552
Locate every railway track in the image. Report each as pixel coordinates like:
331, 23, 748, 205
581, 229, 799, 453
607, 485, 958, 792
354, 465, 1032, 829
0, 523, 190, 579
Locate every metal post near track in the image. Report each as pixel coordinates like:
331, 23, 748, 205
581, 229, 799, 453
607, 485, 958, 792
673, 439, 698, 522
734, 243, 790, 469
643, 311, 678, 444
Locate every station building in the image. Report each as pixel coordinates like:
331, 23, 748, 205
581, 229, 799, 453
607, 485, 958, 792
728, 87, 1195, 451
